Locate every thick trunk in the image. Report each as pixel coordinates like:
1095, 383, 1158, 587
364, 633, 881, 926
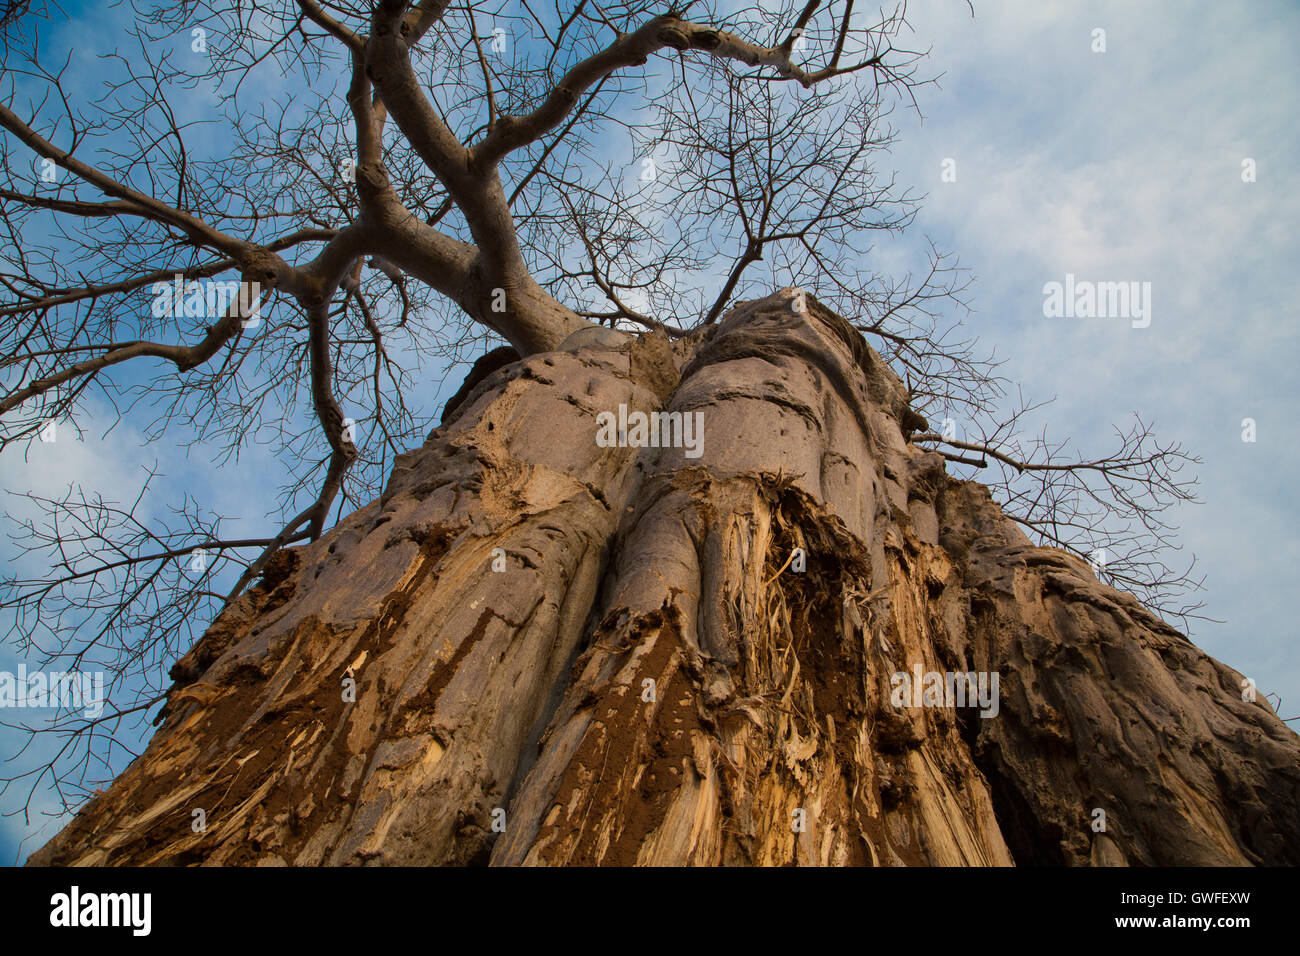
29, 292, 1300, 866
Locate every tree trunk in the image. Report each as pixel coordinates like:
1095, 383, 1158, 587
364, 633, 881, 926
29, 291, 1300, 866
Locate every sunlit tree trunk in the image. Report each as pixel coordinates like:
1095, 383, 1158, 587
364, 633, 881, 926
29, 292, 1300, 866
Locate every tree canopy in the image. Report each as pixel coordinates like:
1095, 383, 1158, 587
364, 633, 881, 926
0, 0, 1201, 820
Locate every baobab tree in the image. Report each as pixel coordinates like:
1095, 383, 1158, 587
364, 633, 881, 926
3, 0, 1295, 866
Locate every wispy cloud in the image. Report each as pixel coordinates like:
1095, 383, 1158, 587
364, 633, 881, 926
883, 0, 1300, 712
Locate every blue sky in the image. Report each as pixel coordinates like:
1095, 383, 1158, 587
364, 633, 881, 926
883, 0, 1300, 719
2, 0, 1298, 863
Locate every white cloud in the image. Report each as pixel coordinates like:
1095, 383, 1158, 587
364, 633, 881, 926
877, 0, 1300, 701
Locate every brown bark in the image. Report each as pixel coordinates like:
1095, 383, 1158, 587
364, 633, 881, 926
28, 291, 1300, 866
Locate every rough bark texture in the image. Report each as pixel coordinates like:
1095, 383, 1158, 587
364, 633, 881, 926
29, 291, 1300, 866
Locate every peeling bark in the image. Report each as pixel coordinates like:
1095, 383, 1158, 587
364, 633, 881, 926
29, 291, 1300, 866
